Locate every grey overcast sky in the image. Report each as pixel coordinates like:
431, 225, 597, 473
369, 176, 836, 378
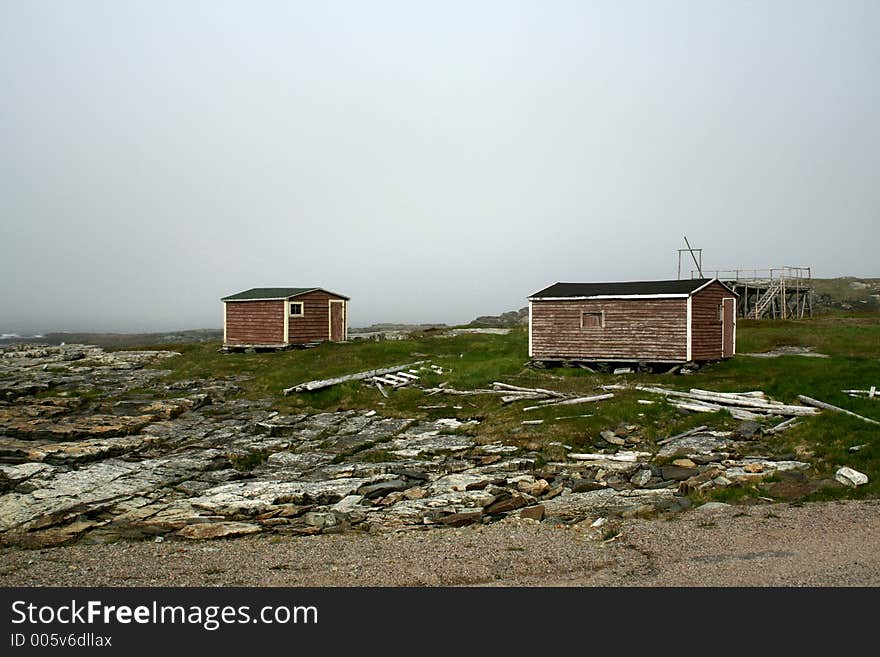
1, 1, 878, 333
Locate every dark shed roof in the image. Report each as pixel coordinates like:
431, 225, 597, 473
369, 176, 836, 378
222, 287, 349, 301
529, 278, 729, 299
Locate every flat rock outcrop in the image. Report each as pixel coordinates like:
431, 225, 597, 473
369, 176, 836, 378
0, 343, 816, 546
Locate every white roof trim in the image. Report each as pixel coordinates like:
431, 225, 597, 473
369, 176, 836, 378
529, 293, 691, 301
690, 278, 718, 295
529, 278, 738, 301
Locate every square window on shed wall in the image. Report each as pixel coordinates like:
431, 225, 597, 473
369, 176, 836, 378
581, 311, 604, 329
290, 302, 304, 317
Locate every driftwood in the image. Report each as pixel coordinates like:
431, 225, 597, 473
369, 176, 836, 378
656, 425, 709, 446
424, 388, 505, 396
491, 382, 568, 398
764, 417, 799, 435
284, 361, 425, 394
523, 393, 614, 412
689, 388, 768, 399
635, 385, 819, 416
842, 387, 877, 399
500, 393, 549, 403
797, 395, 880, 426
669, 400, 763, 421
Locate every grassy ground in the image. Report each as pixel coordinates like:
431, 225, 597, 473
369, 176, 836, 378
157, 315, 880, 502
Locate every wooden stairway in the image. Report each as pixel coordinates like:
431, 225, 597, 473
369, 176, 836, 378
754, 280, 782, 318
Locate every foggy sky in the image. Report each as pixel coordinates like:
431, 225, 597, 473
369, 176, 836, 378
2, 1, 878, 333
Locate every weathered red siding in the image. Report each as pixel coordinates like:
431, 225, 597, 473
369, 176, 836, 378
287, 290, 346, 344
531, 298, 688, 361
225, 300, 284, 345
691, 281, 735, 360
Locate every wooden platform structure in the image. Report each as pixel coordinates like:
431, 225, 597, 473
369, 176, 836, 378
690, 266, 813, 319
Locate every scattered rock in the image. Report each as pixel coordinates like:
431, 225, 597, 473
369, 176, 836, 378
177, 522, 261, 540
441, 510, 483, 527
629, 469, 652, 488
835, 467, 869, 488
357, 479, 411, 499
660, 465, 699, 481
484, 494, 528, 515
694, 502, 731, 514
737, 421, 762, 438
520, 505, 545, 521
600, 430, 626, 446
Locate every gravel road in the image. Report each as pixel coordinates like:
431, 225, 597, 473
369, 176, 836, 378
2, 500, 879, 587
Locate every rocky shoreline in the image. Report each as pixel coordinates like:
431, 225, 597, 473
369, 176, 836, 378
0, 343, 835, 548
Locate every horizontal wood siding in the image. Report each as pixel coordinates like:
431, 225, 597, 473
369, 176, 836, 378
288, 290, 346, 343
531, 298, 688, 361
691, 281, 733, 360
225, 301, 284, 345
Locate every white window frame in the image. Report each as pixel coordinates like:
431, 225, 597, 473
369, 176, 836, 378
289, 302, 304, 317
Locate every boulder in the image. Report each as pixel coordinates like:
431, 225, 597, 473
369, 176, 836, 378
484, 494, 528, 515
520, 505, 545, 521
600, 430, 626, 446
694, 502, 731, 514
177, 522, 261, 540
629, 469, 652, 488
440, 510, 483, 527
835, 467, 869, 488
660, 465, 699, 481
357, 479, 411, 499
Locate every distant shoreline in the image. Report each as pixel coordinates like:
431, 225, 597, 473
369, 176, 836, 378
0, 329, 223, 349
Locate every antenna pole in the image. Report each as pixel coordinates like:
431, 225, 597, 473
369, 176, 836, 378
683, 236, 704, 278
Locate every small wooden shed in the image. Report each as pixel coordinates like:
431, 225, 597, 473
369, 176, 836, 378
528, 278, 737, 364
222, 287, 349, 348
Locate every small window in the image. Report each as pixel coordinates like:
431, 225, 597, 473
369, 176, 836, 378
581, 311, 603, 329
290, 302, 304, 317
717, 304, 723, 323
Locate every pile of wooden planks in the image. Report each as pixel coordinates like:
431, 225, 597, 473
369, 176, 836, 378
421, 381, 614, 411
283, 361, 425, 394
602, 384, 820, 420
491, 382, 613, 411
369, 370, 421, 388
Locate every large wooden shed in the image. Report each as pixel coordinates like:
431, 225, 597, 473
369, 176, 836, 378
222, 287, 349, 348
528, 278, 737, 364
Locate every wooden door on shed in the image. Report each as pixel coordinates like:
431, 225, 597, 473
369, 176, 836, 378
722, 297, 735, 357
329, 300, 345, 341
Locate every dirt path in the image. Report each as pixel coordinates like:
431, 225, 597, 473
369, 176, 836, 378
2, 500, 879, 587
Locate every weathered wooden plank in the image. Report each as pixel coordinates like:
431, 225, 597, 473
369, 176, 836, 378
491, 382, 567, 398
797, 395, 880, 426
284, 361, 425, 394
636, 385, 818, 416
656, 425, 709, 446
523, 393, 614, 411
765, 417, 799, 434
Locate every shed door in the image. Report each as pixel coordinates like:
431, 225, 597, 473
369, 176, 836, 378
722, 297, 735, 357
329, 300, 345, 342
